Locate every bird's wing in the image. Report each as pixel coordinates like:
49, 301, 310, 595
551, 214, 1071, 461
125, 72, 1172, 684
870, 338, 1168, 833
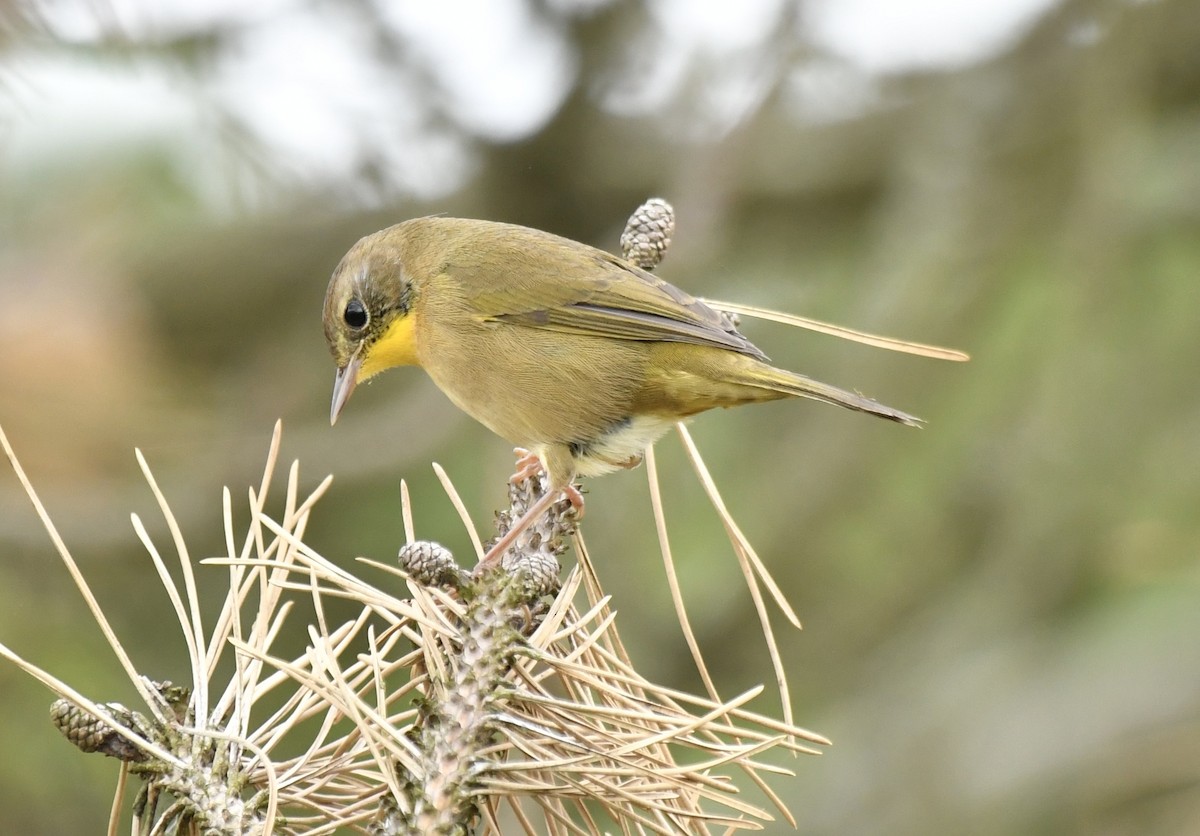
454, 233, 767, 361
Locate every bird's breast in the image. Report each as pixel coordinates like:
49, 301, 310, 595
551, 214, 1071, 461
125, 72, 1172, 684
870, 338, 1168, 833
417, 310, 649, 449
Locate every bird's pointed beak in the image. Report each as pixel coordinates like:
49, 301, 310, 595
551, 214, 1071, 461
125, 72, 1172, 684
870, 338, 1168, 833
330, 351, 363, 426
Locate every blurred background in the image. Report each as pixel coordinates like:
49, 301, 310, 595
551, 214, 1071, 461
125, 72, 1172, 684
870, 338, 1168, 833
2, 0, 1199, 832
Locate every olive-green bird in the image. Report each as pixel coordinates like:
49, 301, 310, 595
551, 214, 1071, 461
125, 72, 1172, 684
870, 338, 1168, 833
324, 217, 923, 563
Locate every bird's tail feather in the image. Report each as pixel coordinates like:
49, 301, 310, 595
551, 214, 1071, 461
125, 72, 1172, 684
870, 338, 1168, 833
746, 365, 923, 427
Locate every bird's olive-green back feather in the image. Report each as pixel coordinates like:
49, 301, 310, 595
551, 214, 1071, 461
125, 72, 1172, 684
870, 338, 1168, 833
405, 217, 769, 361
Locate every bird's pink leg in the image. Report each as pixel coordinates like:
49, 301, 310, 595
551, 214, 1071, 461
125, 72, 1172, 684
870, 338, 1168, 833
478, 451, 585, 568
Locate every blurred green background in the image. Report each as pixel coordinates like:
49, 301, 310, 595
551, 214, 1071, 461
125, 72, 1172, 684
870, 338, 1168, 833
3, 0, 1199, 832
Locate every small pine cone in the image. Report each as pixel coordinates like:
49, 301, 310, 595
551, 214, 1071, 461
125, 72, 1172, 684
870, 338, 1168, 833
50, 699, 148, 762
399, 540, 466, 589
498, 546, 561, 598
620, 198, 676, 271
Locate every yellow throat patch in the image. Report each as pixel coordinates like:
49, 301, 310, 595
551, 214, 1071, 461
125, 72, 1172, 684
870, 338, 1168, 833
360, 314, 419, 381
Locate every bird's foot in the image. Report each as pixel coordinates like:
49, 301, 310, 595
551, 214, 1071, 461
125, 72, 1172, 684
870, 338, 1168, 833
508, 448, 584, 517
509, 447, 543, 484
563, 483, 585, 517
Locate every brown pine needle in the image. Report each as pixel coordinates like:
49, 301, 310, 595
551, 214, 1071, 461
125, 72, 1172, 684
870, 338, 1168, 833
676, 423, 799, 728
0, 425, 171, 724
400, 478, 416, 543
704, 298, 970, 361
2, 419, 827, 834
432, 461, 485, 560
645, 445, 723, 706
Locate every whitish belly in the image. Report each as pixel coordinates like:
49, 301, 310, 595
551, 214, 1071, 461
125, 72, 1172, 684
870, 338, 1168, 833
570, 414, 676, 478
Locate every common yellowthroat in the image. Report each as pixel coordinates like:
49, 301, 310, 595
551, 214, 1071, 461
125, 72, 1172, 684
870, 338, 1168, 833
324, 217, 922, 563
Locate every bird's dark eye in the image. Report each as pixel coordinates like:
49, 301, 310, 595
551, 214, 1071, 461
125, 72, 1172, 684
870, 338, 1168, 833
343, 299, 368, 330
